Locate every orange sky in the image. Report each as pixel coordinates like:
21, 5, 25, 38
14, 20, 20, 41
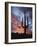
11, 16, 32, 34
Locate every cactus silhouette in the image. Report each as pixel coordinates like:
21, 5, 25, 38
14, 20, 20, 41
21, 15, 29, 35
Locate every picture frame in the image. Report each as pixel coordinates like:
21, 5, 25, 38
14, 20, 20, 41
5, 2, 36, 44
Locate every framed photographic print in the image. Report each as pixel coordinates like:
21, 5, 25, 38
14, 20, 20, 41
5, 2, 36, 44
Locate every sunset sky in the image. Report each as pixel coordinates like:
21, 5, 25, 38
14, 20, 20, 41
11, 7, 32, 34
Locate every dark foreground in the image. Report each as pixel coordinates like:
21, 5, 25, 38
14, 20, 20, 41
11, 32, 32, 39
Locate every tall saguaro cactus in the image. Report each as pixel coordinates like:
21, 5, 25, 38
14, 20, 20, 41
21, 14, 29, 35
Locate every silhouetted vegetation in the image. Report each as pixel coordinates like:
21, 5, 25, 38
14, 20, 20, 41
11, 32, 32, 39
